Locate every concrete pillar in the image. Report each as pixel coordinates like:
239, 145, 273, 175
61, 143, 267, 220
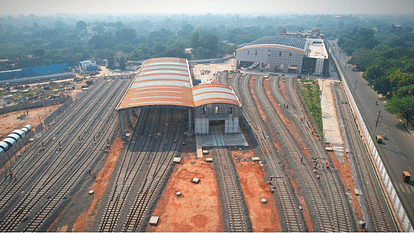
126, 109, 131, 124
283, 65, 288, 73
188, 109, 192, 134
259, 62, 263, 70
118, 110, 125, 137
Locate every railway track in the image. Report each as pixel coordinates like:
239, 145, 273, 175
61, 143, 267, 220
99, 108, 186, 232
211, 126, 250, 232
271, 75, 355, 232
0, 78, 112, 209
0, 77, 131, 231
333, 84, 397, 231
217, 71, 229, 85
253, 74, 336, 231
230, 73, 304, 231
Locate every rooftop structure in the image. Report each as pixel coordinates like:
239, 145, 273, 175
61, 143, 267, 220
117, 57, 194, 109
192, 83, 241, 107
305, 39, 328, 59
236, 34, 329, 76
280, 28, 325, 39
246, 36, 307, 50
116, 57, 242, 136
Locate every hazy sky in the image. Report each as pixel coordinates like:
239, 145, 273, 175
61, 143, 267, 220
1, 0, 414, 16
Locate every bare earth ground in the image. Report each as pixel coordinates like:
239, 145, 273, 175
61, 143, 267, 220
0, 105, 61, 138
230, 147, 281, 231
193, 59, 236, 84
149, 148, 224, 232
71, 135, 124, 232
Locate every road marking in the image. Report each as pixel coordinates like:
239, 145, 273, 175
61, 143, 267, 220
399, 184, 409, 194
409, 166, 412, 173
408, 186, 414, 195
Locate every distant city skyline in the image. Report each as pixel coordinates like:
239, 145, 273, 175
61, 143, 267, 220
1, 0, 414, 16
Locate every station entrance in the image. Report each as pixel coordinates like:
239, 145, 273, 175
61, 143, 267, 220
209, 120, 225, 133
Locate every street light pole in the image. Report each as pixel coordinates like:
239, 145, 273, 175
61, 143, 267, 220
373, 110, 382, 136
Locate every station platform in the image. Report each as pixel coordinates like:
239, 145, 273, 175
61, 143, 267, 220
195, 132, 249, 157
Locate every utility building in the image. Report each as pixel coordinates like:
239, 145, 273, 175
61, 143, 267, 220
235, 36, 329, 76
192, 84, 241, 134
116, 57, 241, 137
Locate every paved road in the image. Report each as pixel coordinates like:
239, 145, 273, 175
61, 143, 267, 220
328, 40, 414, 227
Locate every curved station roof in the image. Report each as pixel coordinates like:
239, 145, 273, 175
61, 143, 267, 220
117, 57, 240, 110
192, 83, 241, 107
237, 35, 307, 54
117, 57, 194, 109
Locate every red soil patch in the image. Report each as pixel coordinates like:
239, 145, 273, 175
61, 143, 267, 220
279, 78, 292, 105
72, 136, 124, 232
231, 148, 281, 231
327, 150, 364, 227
264, 79, 312, 158
148, 149, 223, 232
0, 104, 61, 137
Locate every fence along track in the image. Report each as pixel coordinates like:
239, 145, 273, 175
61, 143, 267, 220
274, 76, 354, 232
334, 84, 397, 232
123, 108, 185, 231
254, 75, 334, 231
211, 126, 250, 232
0, 78, 130, 232
231, 73, 304, 231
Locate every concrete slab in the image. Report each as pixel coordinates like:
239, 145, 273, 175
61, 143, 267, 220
149, 216, 159, 225
195, 131, 248, 149
319, 79, 343, 146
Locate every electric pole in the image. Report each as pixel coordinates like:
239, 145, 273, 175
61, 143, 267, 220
373, 110, 382, 136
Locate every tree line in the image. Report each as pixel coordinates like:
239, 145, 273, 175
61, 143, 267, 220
338, 26, 414, 124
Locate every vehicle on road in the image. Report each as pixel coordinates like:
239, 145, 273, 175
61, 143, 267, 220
376, 135, 383, 143
403, 171, 411, 183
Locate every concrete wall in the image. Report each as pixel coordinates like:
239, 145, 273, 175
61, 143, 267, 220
194, 103, 240, 119
195, 118, 209, 134
236, 47, 304, 72
0, 96, 71, 114
194, 103, 241, 135
225, 117, 239, 133
331, 49, 413, 232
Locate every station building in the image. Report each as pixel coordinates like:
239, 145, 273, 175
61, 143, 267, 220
116, 57, 241, 137
235, 36, 329, 76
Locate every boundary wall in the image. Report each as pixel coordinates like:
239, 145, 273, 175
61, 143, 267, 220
330, 49, 413, 232
0, 96, 71, 114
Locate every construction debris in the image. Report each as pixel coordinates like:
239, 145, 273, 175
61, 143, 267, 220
149, 216, 159, 226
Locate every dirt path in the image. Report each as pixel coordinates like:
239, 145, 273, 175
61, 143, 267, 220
231, 147, 281, 231
72, 136, 124, 232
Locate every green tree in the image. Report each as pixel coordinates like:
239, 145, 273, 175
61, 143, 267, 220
76, 20, 87, 32
191, 31, 200, 48
385, 96, 414, 124
32, 48, 45, 57
178, 24, 194, 37
92, 25, 105, 35
117, 56, 127, 70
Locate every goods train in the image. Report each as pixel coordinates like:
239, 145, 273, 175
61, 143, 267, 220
0, 125, 32, 153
